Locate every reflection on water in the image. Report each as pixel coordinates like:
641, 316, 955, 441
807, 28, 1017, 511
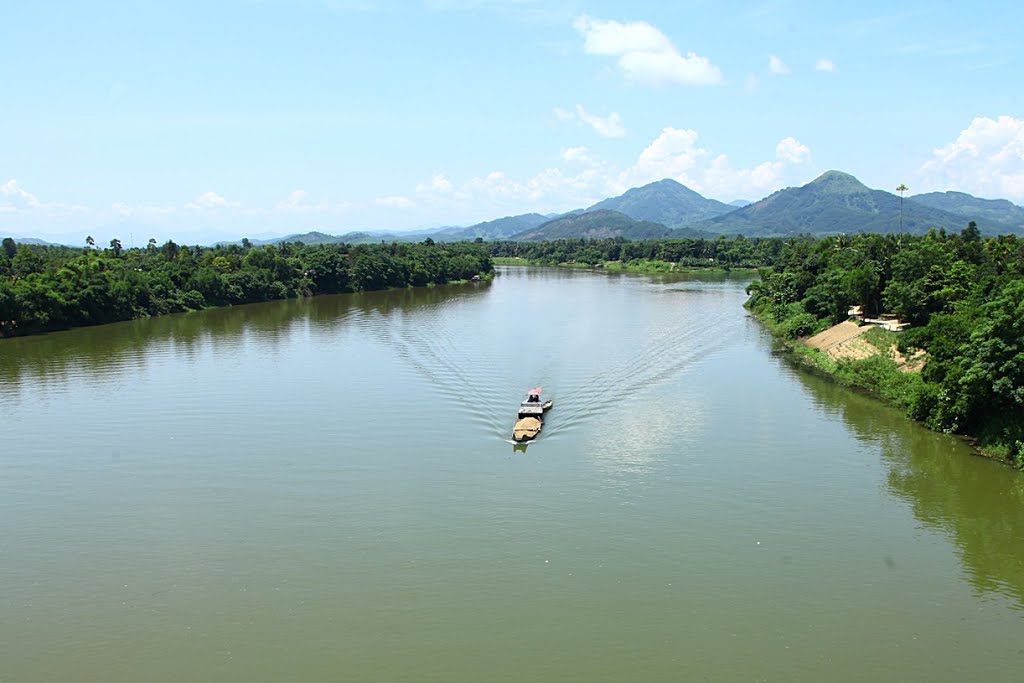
0, 281, 491, 404
788, 360, 1024, 608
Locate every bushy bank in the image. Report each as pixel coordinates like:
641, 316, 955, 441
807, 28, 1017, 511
0, 237, 492, 337
745, 227, 1024, 466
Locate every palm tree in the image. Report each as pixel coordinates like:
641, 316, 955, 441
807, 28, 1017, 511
896, 184, 908, 232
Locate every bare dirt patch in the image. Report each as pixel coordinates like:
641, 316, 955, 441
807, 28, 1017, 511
805, 320, 925, 371
805, 320, 867, 352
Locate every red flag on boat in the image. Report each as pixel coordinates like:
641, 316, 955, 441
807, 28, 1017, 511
528, 386, 542, 396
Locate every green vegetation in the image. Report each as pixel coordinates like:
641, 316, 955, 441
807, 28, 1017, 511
745, 225, 1024, 465
512, 210, 675, 241
489, 235, 778, 268
0, 237, 491, 338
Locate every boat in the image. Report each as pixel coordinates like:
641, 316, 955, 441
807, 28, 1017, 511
512, 387, 553, 442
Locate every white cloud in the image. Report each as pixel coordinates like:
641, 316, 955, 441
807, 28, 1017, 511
815, 58, 836, 72
185, 191, 239, 210
275, 189, 350, 214
919, 115, 1024, 200
561, 146, 590, 162
111, 202, 176, 218
768, 55, 790, 75
1, 179, 42, 209
375, 195, 415, 209
616, 127, 707, 190
412, 154, 611, 217
0, 179, 86, 214
776, 136, 811, 164
617, 129, 812, 199
554, 104, 626, 138
744, 72, 760, 92
701, 136, 812, 198
409, 128, 813, 219
574, 15, 723, 86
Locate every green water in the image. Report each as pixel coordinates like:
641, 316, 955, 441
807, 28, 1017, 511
1, 266, 1022, 681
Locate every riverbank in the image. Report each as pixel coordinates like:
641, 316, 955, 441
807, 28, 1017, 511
751, 308, 1019, 468
492, 256, 758, 275
0, 240, 493, 339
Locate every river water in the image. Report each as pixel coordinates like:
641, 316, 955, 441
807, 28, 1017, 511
1, 266, 1022, 681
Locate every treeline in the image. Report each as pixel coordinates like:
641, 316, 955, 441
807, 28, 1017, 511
0, 236, 491, 337
744, 224, 1024, 463
489, 236, 782, 268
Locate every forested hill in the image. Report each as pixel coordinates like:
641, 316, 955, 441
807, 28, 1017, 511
910, 191, 1024, 233
585, 179, 733, 229
0, 237, 491, 338
511, 209, 674, 240
694, 171, 968, 236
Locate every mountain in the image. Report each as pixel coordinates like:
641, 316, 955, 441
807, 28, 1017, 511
511, 209, 673, 241
693, 170, 968, 236
429, 213, 548, 241
728, 199, 752, 207
585, 178, 732, 229
2, 236, 60, 246
909, 191, 1024, 233
224, 230, 401, 246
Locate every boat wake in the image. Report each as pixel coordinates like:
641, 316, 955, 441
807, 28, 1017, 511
350, 275, 747, 442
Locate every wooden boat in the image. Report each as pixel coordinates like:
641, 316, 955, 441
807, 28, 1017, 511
512, 387, 553, 442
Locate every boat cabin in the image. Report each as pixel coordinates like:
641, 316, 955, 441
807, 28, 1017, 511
519, 391, 544, 417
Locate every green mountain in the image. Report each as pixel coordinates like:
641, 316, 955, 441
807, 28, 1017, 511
909, 191, 1024, 233
693, 170, 968, 236
585, 178, 732, 228
430, 213, 548, 241
511, 209, 673, 241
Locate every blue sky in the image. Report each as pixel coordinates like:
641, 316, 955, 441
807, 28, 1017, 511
2, 0, 1023, 245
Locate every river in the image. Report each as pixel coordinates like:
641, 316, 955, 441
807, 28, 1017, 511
1, 266, 1022, 681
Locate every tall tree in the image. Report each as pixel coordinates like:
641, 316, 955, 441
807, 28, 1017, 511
896, 184, 908, 232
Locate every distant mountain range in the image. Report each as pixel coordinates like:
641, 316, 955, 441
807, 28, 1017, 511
693, 171, 973, 236
430, 213, 549, 241
507, 172, 1022, 241
7, 173, 1023, 247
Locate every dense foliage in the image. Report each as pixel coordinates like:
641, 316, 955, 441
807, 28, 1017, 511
489, 235, 781, 268
744, 225, 1024, 463
0, 237, 491, 337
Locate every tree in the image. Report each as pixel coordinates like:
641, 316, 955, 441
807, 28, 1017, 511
86, 235, 95, 248
109, 238, 123, 257
896, 184, 908, 232
2, 237, 15, 259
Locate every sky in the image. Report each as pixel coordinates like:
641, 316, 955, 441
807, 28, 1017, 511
2, 0, 1023, 245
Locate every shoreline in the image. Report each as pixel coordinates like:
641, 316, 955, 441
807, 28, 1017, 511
492, 256, 759, 275
748, 307, 1017, 469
